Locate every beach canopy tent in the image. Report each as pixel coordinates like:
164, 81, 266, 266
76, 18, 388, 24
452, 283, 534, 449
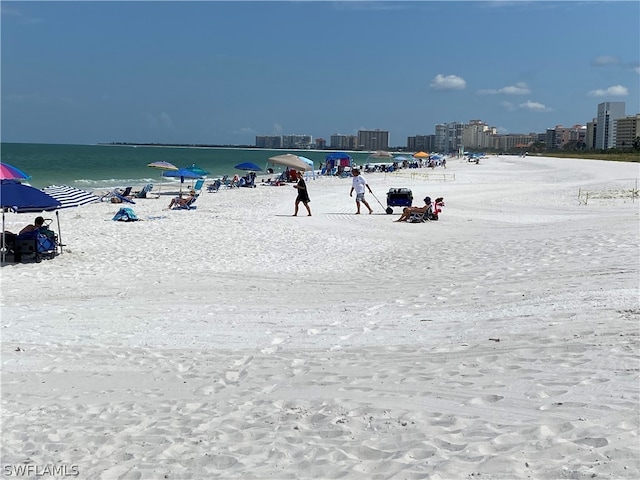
42, 185, 100, 209
324, 152, 353, 174
1, 180, 63, 262
297, 156, 316, 179
267, 154, 313, 172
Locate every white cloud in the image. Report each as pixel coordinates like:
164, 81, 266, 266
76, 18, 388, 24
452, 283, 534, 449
430, 74, 466, 91
592, 55, 620, 67
587, 85, 629, 97
519, 100, 550, 112
272, 123, 283, 135
479, 82, 531, 95
500, 99, 550, 112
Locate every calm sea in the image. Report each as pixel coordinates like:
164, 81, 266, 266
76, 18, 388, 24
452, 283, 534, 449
0, 143, 373, 190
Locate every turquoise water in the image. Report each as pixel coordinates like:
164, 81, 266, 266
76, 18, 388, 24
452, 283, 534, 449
0, 143, 372, 190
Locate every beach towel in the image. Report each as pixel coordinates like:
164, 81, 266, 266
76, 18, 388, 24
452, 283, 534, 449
112, 207, 139, 222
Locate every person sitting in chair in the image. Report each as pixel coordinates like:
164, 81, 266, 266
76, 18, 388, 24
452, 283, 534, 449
394, 197, 432, 222
2, 216, 46, 260
168, 190, 196, 209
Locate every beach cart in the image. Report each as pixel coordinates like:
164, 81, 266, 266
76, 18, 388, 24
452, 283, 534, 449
386, 188, 413, 214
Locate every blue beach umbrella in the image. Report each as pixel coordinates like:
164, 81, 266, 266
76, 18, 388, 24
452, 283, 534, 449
185, 164, 210, 176
1, 180, 62, 262
234, 162, 262, 172
163, 168, 203, 193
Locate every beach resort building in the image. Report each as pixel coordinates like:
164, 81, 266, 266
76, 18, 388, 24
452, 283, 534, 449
548, 125, 587, 150
434, 124, 447, 153
462, 120, 496, 149
407, 134, 435, 152
357, 129, 389, 151
614, 114, 639, 148
330, 134, 358, 150
493, 134, 536, 152
585, 119, 597, 150
595, 101, 625, 149
255, 135, 283, 149
282, 135, 313, 149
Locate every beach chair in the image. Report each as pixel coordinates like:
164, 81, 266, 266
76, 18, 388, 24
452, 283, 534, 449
409, 205, 433, 223
170, 192, 199, 210
134, 184, 154, 198
207, 179, 222, 193
101, 187, 135, 204
192, 179, 205, 194
12, 223, 60, 263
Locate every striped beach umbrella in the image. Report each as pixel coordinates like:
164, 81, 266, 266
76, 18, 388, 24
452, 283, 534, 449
42, 185, 100, 209
147, 161, 178, 171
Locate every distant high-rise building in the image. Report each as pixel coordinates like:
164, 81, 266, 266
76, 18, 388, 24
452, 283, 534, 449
585, 118, 597, 150
493, 134, 536, 152
550, 125, 586, 150
462, 120, 495, 150
595, 102, 625, 149
330, 134, 357, 150
434, 124, 447, 152
315, 138, 327, 149
407, 135, 435, 152
444, 122, 464, 154
282, 135, 313, 149
256, 135, 282, 149
357, 129, 389, 151
615, 114, 640, 148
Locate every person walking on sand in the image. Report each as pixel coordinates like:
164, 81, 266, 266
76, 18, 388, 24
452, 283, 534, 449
293, 170, 312, 216
349, 168, 373, 214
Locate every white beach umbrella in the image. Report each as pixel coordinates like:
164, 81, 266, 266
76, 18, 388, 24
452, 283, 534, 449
268, 154, 313, 171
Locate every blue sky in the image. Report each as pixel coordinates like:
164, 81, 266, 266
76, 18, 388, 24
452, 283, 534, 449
2, 1, 638, 146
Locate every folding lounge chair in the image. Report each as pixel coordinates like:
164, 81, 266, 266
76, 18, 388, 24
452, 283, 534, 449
101, 187, 135, 204
171, 192, 199, 210
134, 184, 154, 198
409, 204, 434, 223
192, 179, 205, 194
207, 179, 222, 193
12, 224, 60, 263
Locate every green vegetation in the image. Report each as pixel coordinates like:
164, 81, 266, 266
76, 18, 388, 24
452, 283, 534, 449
537, 152, 640, 163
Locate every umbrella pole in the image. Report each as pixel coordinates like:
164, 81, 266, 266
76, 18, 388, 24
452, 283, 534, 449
55, 210, 63, 255
2, 210, 5, 264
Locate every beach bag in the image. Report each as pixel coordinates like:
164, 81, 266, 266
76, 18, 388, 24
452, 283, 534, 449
112, 207, 139, 222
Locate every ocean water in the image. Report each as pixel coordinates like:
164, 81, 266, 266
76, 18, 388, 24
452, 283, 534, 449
0, 143, 373, 190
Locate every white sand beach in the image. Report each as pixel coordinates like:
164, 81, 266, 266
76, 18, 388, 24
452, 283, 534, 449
1, 155, 639, 479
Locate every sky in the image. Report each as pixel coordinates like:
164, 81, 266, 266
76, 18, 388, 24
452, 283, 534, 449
1, 1, 639, 147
